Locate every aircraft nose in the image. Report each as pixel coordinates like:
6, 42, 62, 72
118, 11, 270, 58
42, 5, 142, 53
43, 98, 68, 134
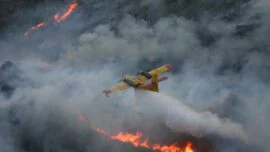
165, 64, 172, 70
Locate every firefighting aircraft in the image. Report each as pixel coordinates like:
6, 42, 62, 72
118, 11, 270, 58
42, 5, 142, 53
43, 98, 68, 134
103, 64, 172, 97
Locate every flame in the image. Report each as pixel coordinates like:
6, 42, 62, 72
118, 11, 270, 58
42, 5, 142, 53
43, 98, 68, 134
79, 115, 194, 152
92, 127, 195, 152
24, 0, 78, 36
54, 1, 78, 23
24, 20, 47, 36
92, 126, 109, 136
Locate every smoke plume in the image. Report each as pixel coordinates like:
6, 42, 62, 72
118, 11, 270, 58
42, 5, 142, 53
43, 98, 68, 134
1, 0, 270, 151
134, 91, 247, 141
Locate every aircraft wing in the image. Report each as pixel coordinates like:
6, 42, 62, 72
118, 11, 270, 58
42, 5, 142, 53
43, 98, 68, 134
135, 74, 148, 83
135, 64, 172, 82
103, 64, 172, 97
148, 64, 172, 76
103, 82, 129, 97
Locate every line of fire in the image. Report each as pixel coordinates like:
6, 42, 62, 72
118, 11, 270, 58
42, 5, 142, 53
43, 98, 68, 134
79, 115, 195, 152
24, 0, 78, 36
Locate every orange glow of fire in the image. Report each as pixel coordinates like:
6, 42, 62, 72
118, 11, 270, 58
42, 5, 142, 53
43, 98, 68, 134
92, 127, 195, 152
80, 115, 195, 152
24, 20, 47, 36
54, 1, 78, 23
24, 0, 78, 36
92, 126, 109, 136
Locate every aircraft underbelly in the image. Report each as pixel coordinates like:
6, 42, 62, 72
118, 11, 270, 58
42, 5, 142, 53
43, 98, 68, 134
138, 76, 168, 91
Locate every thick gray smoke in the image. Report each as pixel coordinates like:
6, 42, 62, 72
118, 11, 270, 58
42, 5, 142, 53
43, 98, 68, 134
1, 0, 270, 152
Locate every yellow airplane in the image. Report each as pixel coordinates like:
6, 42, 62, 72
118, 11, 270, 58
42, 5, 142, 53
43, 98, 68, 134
103, 64, 172, 97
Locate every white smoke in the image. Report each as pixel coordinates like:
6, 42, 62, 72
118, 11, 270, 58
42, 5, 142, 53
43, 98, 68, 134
63, 15, 200, 68
1, 0, 270, 151
134, 91, 247, 141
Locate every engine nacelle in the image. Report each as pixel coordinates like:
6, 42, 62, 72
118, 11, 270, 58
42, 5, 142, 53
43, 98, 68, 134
139, 71, 152, 79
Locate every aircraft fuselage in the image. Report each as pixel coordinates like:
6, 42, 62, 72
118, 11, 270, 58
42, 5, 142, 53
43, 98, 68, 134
122, 75, 144, 88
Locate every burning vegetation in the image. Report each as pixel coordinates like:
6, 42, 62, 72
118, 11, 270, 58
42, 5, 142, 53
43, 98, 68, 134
93, 127, 195, 152
2, 0, 269, 151
77, 113, 194, 152
24, 0, 78, 36
92, 126, 194, 152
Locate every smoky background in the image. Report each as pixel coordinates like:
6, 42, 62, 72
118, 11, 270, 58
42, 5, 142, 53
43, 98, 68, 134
0, 0, 270, 152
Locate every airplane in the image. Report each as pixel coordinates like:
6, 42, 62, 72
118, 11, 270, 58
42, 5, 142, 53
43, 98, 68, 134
103, 64, 172, 97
